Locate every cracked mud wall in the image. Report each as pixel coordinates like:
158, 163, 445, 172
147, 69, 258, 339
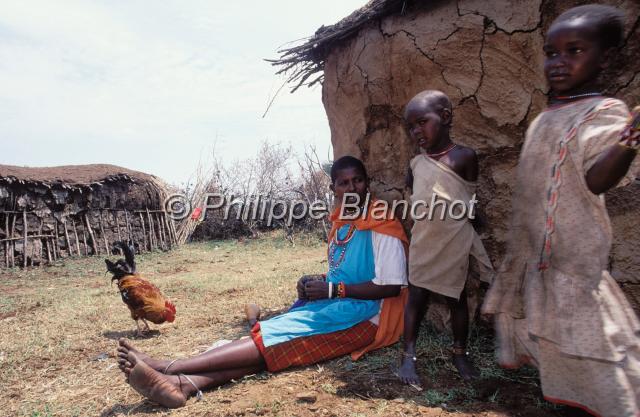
320, 0, 640, 325
322, 0, 640, 291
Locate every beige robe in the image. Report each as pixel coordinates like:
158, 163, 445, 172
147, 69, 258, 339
482, 97, 640, 417
409, 155, 493, 300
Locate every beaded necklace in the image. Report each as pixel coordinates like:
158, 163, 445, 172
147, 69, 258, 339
328, 224, 357, 274
426, 143, 457, 159
552, 92, 602, 101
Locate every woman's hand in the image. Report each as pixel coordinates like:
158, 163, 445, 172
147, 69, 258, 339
304, 280, 330, 300
297, 274, 325, 299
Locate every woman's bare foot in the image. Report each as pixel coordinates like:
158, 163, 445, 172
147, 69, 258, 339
396, 353, 421, 387
117, 338, 171, 373
244, 303, 261, 327
452, 353, 479, 381
122, 351, 190, 408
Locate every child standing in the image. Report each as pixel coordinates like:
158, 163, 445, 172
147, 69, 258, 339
397, 90, 493, 385
482, 5, 640, 417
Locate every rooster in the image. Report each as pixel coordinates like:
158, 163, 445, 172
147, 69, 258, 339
105, 241, 176, 335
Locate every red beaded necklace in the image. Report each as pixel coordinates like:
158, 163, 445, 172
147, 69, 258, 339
328, 224, 357, 274
332, 224, 357, 246
426, 143, 457, 159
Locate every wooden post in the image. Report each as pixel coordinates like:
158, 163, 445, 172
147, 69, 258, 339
38, 218, 44, 264
138, 212, 148, 251
4, 213, 9, 267
170, 214, 178, 246
81, 226, 88, 256
152, 211, 160, 249
161, 213, 172, 249
124, 210, 132, 242
51, 235, 57, 260
156, 213, 165, 250
51, 234, 58, 261
169, 216, 179, 246
146, 209, 155, 250
99, 211, 109, 254
154, 212, 160, 249
159, 213, 167, 249
62, 220, 72, 256
171, 216, 178, 245
45, 236, 52, 263
71, 219, 81, 256
165, 213, 173, 248
22, 210, 28, 268
114, 211, 122, 242
10, 214, 16, 267
84, 213, 98, 255
53, 221, 59, 260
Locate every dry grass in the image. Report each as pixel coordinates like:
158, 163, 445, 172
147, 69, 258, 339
1, 233, 567, 417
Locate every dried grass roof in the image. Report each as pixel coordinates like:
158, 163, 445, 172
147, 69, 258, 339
269, 0, 409, 91
0, 163, 160, 187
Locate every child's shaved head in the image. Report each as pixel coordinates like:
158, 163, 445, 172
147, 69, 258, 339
405, 90, 452, 114
404, 90, 453, 126
551, 4, 625, 49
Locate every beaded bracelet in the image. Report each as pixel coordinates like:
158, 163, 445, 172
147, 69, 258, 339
338, 282, 346, 298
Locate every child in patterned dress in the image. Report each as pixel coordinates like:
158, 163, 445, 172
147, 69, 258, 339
482, 5, 640, 417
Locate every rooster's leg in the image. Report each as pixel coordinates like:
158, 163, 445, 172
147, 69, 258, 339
142, 319, 151, 333
135, 319, 145, 337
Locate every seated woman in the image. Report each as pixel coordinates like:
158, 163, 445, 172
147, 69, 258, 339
116, 155, 409, 408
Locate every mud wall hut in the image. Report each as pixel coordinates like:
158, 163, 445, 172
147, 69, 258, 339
271, 0, 640, 323
274, 0, 640, 284
0, 164, 177, 268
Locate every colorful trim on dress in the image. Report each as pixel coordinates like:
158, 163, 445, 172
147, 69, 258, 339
542, 395, 603, 417
620, 106, 640, 149
537, 99, 618, 271
250, 321, 377, 372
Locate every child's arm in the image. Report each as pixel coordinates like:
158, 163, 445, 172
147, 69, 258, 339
447, 147, 481, 228
585, 145, 637, 194
460, 148, 479, 183
406, 167, 414, 189
460, 149, 481, 229
585, 107, 640, 194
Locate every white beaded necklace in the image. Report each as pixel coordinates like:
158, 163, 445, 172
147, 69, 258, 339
553, 92, 602, 101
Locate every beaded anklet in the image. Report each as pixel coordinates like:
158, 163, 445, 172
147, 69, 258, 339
163, 359, 179, 374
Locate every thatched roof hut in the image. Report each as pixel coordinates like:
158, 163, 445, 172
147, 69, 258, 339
272, 0, 640, 298
0, 164, 169, 210
0, 164, 176, 267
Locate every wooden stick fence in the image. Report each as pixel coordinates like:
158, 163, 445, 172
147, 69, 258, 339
0, 209, 178, 268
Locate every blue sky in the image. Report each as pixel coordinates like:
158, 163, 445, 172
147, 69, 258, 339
0, 1, 366, 185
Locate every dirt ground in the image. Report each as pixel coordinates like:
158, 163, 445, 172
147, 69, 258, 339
0, 234, 592, 417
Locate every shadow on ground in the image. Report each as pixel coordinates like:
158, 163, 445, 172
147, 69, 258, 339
103, 329, 161, 340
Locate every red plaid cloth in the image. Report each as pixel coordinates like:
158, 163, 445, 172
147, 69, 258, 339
251, 321, 377, 372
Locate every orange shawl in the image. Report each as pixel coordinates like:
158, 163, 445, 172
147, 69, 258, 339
327, 202, 409, 360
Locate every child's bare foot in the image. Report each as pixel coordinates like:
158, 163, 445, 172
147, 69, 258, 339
122, 351, 189, 408
117, 338, 171, 373
396, 353, 421, 387
452, 352, 479, 381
